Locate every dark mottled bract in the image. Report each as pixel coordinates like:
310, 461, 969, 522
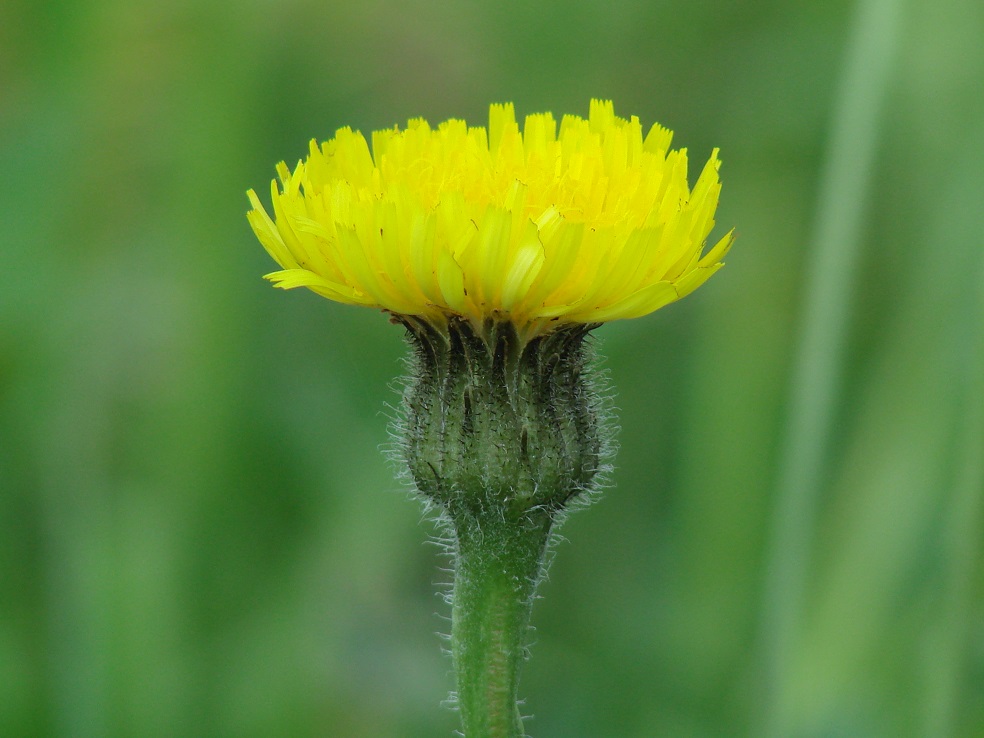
397, 316, 612, 528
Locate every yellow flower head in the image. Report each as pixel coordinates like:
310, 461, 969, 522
247, 100, 734, 341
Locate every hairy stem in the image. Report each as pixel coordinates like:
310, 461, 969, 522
450, 508, 552, 738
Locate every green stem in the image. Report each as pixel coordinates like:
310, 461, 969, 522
450, 508, 553, 738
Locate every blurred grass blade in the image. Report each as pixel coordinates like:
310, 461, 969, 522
923, 242, 984, 737
758, 0, 903, 734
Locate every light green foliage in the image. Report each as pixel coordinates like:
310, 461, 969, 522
1, 0, 982, 736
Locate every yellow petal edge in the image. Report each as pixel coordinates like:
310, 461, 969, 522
246, 100, 734, 340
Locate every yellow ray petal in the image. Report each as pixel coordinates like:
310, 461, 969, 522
247, 101, 734, 340
573, 281, 679, 323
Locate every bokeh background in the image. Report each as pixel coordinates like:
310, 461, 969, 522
2, 0, 982, 735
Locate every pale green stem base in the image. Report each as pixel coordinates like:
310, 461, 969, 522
450, 509, 553, 738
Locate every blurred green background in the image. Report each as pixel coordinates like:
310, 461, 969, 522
2, 0, 982, 735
